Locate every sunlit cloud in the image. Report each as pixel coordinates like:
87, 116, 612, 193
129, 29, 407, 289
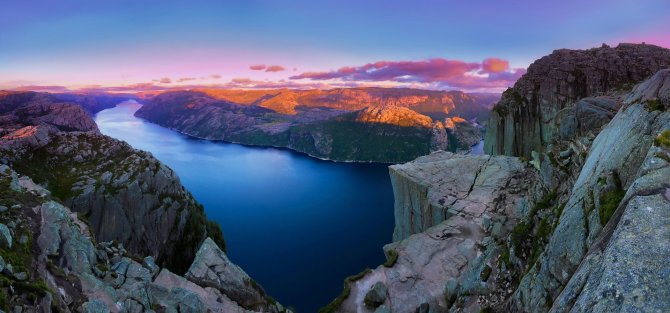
250, 65, 267, 71
481, 58, 510, 73
290, 58, 525, 91
265, 65, 285, 72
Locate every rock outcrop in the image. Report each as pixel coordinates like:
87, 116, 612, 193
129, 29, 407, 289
135, 89, 496, 162
0, 165, 287, 312
484, 43, 670, 158
390, 151, 540, 241
0, 91, 224, 274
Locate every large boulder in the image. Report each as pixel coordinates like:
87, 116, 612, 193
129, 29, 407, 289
185, 237, 269, 311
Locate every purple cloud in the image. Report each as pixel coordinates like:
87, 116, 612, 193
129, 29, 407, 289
290, 58, 525, 90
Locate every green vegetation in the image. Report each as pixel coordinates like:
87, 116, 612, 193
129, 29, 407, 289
654, 152, 670, 163
646, 98, 665, 111
234, 118, 433, 162
498, 243, 511, 269
529, 189, 557, 217
510, 220, 532, 255
480, 306, 494, 313
599, 174, 625, 226
654, 130, 670, 149
319, 268, 372, 313
480, 265, 492, 281
383, 249, 399, 267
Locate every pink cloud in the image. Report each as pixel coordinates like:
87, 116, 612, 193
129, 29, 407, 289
10, 85, 71, 93
265, 65, 286, 72
210, 74, 222, 79
158, 77, 172, 84
290, 58, 525, 90
481, 58, 510, 73
250, 64, 267, 71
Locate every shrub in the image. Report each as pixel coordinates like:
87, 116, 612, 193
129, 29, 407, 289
383, 249, 398, 267
599, 174, 625, 226
654, 130, 670, 149
646, 98, 665, 111
319, 269, 372, 313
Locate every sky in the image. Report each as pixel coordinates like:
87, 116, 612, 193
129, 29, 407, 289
1, 0, 669, 93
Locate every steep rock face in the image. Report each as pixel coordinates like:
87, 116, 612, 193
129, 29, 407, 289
484, 43, 670, 158
0, 166, 287, 312
331, 152, 542, 313
390, 151, 539, 241
512, 70, 670, 312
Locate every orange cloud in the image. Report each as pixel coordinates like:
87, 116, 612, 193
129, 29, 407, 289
265, 65, 285, 72
481, 58, 510, 73
250, 65, 266, 70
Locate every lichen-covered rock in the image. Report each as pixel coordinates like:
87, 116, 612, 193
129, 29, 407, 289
550, 144, 670, 313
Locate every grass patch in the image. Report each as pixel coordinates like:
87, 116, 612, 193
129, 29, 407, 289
383, 249, 398, 267
654, 152, 670, 163
646, 98, 665, 111
654, 130, 670, 149
510, 221, 532, 255
318, 268, 372, 313
599, 173, 625, 226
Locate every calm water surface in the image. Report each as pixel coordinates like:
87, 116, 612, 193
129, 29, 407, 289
95, 101, 395, 312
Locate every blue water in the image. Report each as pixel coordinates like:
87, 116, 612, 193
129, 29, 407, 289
95, 101, 396, 312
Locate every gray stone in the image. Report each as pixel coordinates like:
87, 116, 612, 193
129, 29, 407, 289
81, 299, 110, 313
13, 272, 27, 281
364, 281, 388, 308
143, 256, 159, 275
0, 223, 12, 248
374, 305, 391, 313
185, 238, 268, 311
18, 235, 28, 245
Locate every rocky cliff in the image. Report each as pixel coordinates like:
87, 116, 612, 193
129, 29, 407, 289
0, 91, 224, 274
0, 165, 288, 312
323, 45, 670, 313
484, 43, 670, 158
136, 89, 487, 162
